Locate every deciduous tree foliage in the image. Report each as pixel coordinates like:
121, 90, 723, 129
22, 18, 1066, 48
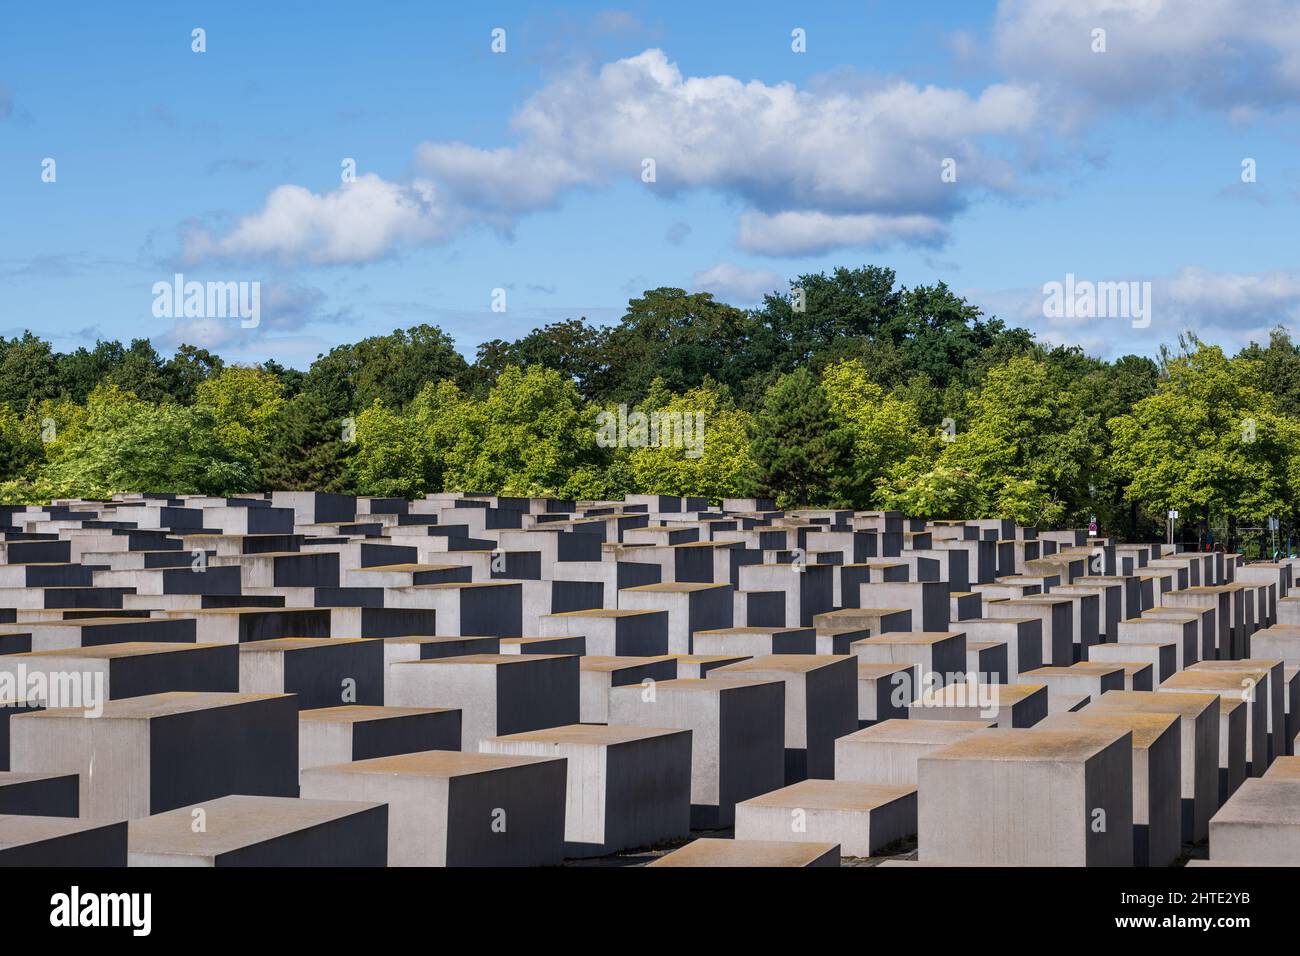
350, 400, 435, 499
624, 379, 756, 501
196, 366, 286, 465
820, 358, 935, 507
440, 365, 612, 499
0, 271, 1297, 542
0, 386, 251, 501
1109, 345, 1300, 534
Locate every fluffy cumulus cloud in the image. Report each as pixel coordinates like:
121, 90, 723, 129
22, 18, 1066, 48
994, 0, 1300, 120
1161, 266, 1300, 329
972, 266, 1300, 357
185, 50, 1039, 265
182, 174, 457, 266
153, 281, 350, 352
690, 262, 783, 303
737, 211, 947, 256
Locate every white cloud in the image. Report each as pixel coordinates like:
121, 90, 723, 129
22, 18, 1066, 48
1162, 266, 1300, 329
690, 262, 783, 303
154, 316, 248, 352
737, 210, 947, 256
152, 282, 350, 352
994, 0, 1300, 121
186, 50, 1039, 266
183, 174, 455, 266
969, 265, 1300, 358
418, 50, 1035, 219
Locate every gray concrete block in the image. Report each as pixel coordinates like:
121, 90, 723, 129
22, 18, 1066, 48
855, 662, 915, 726
386, 654, 579, 749
300, 750, 566, 866
908, 682, 1047, 728
646, 837, 838, 867
577, 655, 677, 723
127, 794, 388, 866
708, 655, 857, 782
481, 723, 691, 856
0, 814, 127, 866
834, 718, 994, 785
918, 727, 1134, 866
1038, 711, 1181, 866
0, 770, 78, 817
1209, 778, 1300, 864
1087, 689, 1220, 842
608, 677, 783, 827
0, 642, 238, 702
299, 704, 461, 773
239, 637, 384, 709
9, 691, 298, 821
735, 779, 916, 857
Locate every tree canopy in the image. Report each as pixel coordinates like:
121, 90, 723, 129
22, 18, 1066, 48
1, 265, 1296, 554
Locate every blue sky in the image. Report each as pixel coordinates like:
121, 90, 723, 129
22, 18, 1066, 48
3, 0, 1299, 367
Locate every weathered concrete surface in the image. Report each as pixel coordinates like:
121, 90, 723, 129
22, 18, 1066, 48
298, 704, 461, 773
735, 779, 916, 857
708, 654, 857, 782
1038, 711, 1181, 866
1209, 778, 1300, 864
609, 677, 783, 827
0, 814, 127, 865
127, 794, 388, 866
646, 837, 839, 867
300, 750, 566, 866
481, 723, 691, 856
917, 728, 1133, 866
8, 691, 298, 821
835, 718, 995, 785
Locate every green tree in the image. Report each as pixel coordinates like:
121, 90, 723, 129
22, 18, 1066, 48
748, 368, 854, 507
304, 325, 469, 412
104, 339, 172, 403
624, 379, 756, 502
1109, 344, 1300, 540
875, 464, 984, 519
163, 345, 225, 403
471, 319, 609, 398
350, 400, 436, 498
820, 358, 936, 507
0, 404, 47, 482
942, 354, 1097, 524
259, 389, 355, 492
747, 267, 1033, 397
598, 288, 752, 404
195, 366, 286, 462
0, 333, 61, 406
876, 354, 1096, 525
56, 340, 126, 403
1239, 326, 1300, 418
443, 365, 612, 498
0, 387, 251, 500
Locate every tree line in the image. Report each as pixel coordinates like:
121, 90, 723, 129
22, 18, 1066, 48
3, 266, 1299, 550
